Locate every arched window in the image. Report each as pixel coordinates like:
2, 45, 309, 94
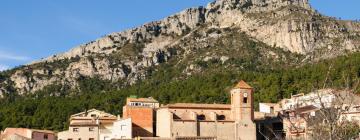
197, 114, 206, 120
243, 97, 248, 103
217, 115, 226, 120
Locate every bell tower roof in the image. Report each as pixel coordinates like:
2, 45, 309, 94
234, 80, 253, 89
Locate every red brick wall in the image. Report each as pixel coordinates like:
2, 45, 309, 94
123, 106, 154, 137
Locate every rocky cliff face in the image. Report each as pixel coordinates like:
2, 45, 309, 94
1, 0, 360, 96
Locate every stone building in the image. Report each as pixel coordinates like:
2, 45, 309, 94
122, 97, 159, 137
259, 89, 360, 140
156, 80, 257, 140
0, 128, 56, 140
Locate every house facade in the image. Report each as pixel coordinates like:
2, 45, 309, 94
58, 109, 131, 140
0, 128, 55, 140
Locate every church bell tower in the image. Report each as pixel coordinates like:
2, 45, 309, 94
230, 80, 256, 140
230, 80, 254, 121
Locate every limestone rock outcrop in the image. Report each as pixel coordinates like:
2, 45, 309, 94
1, 0, 360, 95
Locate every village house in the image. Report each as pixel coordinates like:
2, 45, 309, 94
259, 89, 360, 140
57, 109, 132, 140
0, 128, 56, 140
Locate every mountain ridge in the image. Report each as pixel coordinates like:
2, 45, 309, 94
1, 0, 360, 96
30, 0, 359, 65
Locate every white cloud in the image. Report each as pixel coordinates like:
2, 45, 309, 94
0, 64, 9, 72
0, 51, 30, 61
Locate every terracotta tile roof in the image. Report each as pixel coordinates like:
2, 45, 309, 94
70, 109, 116, 118
3, 128, 55, 135
234, 80, 253, 89
30, 129, 55, 134
163, 103, 231, 109
71, 116, 117, 120
70, 122, 98, 126
128, 97, 158, 103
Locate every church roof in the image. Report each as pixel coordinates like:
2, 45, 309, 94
162, 103, 231, 109
234, 80, 253, 89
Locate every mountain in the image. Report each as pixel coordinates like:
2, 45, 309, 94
1, 0, 360, 131
1, 0, 360, 97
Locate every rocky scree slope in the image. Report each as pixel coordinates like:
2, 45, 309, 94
1, 0, 360, 96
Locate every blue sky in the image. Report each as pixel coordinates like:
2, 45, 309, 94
0, 0, 359, 71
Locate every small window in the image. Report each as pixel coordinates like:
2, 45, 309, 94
89, 138, 94, 140
44, 134, 48, 140
91, 114, 96, 117
121, 125, 126, 130
243, 97, 248, 103
73, 128, 79, 132
217, 115, 226, 120
197, 114, 206, 120
270, 107, 274, 114
89, 127, 95, 132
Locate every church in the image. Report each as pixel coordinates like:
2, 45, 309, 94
156, 80, 258, 140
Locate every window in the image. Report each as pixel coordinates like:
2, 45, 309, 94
120, 125, 126, 130
243, 97, 248, 103
73, 128, 79, 132
89, 138, 94, 140
68, 139, 73, 140
44, 134, 48, 140
89, 127, 95, 132
197, 114, 206, 120
270, 107, 274, 114
217, 115, 226, 120
91, 114, 96, 117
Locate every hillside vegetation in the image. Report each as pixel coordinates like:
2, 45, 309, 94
0, 52, 359, 131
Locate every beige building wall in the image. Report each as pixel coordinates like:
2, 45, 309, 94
216, 122, 235, 140
198, 122, 216, 137
171, 121, 197, 137
236, 120, 257, 140
156, 108, 172, 138
58, 126, 99, 140
161, 120, 236, 140
111, 118, 132, 139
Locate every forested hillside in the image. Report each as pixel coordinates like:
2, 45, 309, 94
0, 52, 359, 131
